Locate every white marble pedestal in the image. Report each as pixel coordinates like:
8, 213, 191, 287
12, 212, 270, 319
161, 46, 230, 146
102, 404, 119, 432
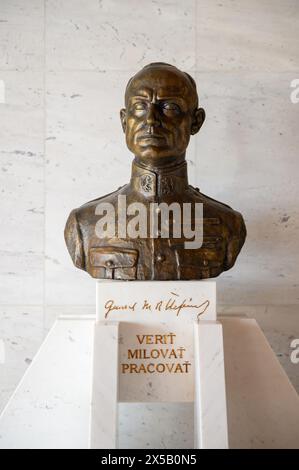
0, 316, 299, 449
91, 280, 227, 449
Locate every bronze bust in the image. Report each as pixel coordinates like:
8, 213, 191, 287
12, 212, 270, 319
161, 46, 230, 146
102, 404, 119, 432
65, 63, 246, 280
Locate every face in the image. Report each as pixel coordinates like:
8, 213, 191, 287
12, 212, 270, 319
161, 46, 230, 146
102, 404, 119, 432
120, 66, 205, 164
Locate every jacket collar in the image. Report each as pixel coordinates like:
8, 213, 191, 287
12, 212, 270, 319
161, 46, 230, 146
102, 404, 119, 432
130, 158, 189, 198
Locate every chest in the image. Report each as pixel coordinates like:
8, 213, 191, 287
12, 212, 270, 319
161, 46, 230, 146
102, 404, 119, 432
85, 216, 228, 280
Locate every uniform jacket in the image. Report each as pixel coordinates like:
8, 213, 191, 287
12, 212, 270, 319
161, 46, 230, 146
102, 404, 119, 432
64, 159, 246, 280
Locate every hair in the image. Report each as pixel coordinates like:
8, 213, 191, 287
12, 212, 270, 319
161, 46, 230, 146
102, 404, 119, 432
125, 62, 198, 108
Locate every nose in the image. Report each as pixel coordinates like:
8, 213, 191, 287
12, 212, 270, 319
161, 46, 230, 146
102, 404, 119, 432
145, 103, 161, 128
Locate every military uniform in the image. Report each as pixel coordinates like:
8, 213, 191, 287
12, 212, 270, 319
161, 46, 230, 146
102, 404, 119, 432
64, 159, 246, 280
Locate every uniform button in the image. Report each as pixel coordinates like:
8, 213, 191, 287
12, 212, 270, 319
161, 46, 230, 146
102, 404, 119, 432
203, 259, 209, 266
105, 260, 114, 268
156, 254, 166, 262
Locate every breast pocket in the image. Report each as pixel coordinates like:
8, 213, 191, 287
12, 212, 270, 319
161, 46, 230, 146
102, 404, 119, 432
89, 246, 139, 280
170, 236, 225, 280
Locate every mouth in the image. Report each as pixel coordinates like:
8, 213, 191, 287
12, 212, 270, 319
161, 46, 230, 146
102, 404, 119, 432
137, 133, 166, 144
137, 134, 165, 140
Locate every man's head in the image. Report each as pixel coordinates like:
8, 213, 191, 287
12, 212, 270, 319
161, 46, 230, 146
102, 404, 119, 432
120, 63, 205, 166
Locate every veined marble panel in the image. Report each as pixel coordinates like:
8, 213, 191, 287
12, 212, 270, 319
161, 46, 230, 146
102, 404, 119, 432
46, 0, 196, 71
196, 0, 299, 72
0, 71, 44, 304
0, 0, 44, 71
195, 72, 299, 305
0, 306, 43, 414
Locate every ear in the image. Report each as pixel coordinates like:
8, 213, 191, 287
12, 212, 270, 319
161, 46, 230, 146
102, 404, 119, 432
191, 107, 205, 135
120, 108, 126, 133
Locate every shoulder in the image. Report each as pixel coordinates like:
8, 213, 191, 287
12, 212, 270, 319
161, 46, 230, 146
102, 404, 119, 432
64, 208, 85, 270
64, 185, 127, 269
190, 185, 245, 229
189, 185, 247, 268
200, 191, 246, 269
74, 184, 127, 221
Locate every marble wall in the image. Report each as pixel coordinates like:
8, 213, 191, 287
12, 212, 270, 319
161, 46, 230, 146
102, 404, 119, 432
0, 1, 298, 411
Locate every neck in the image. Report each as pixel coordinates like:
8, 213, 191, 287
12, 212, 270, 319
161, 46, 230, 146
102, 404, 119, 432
133, 153, 186, 172
130, 155, 189, 198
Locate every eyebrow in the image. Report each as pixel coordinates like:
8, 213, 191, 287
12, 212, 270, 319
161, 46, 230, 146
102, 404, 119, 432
130, 88, 152, 99
130, 94, 186, 104
130, 86, 187, 100
156, 95, 185, 102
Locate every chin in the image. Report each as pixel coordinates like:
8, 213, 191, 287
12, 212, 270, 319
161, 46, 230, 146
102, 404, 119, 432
138, 147, 173, 159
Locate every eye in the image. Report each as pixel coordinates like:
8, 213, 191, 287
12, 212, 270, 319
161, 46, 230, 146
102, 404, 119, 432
162, 102, 181, 114
133, 101, 147, 112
